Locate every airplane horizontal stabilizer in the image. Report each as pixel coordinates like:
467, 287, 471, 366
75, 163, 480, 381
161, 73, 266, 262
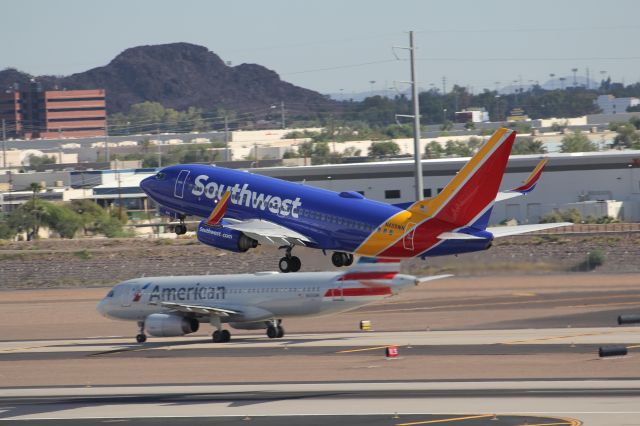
486, 222, 572, 238
437, 232, 486, 240
415, 274, 454, 285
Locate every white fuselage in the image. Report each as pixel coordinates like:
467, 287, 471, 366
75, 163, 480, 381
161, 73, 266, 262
97, 270, 417, 326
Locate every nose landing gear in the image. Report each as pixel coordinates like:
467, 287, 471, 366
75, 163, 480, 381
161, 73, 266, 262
135, 320, 146, 343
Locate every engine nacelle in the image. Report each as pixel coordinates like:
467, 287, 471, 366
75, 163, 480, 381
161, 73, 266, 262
196, 221, 258, 253
145, 313, 199, 337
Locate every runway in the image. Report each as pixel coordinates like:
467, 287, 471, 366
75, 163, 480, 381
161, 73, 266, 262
2, 274, 640, 425
2, 327, 640, 360
3, 380, 640, 425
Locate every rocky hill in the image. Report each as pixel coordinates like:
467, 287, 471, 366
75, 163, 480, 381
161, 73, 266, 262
0, 42, 335, 114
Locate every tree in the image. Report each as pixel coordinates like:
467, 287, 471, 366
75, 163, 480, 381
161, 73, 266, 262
368, 141, 400, 157
28, 155, 55, 169
445, 140, 473, 157
560, 131, 598, 153
424, 141, 445, 159
44, 203, 83, 238
7, 199, 49, 240
512, 137, 548, 155
610, 122, 640, 149
297, 141, 314, 158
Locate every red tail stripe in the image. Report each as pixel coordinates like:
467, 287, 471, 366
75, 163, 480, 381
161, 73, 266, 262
324, 287, 392, 297
338, 272, 398, 281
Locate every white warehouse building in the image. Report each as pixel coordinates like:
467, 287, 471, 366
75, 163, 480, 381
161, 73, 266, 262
254, 151, 640, 224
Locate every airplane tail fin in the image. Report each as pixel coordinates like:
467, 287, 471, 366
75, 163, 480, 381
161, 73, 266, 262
407, 128, 516, 230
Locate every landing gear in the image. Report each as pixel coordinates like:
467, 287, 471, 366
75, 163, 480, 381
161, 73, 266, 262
210, 316, 230, 343
212, 329, 231, 343
174, 223, 187, 235
174, 215, 187, 235
136, 320, 146, 343
266, 319, 285, 339
278, 246, 301, 273
331, 252, 353, 267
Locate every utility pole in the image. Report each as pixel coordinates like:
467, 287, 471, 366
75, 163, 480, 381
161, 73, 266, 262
157, 128, 162, 168
1, 119, 6, 169
280, 101, 285, 129
224, 115, 230, 161
409, 31, 423, 201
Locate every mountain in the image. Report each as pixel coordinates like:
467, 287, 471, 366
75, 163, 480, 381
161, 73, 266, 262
0, 42, 335, 115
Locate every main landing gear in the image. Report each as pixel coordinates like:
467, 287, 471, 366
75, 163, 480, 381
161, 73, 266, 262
210, 316, 231, 343
136, 320, 147, 343
266, 319, 285, 339
331, 252, 354, 267
278, 246, 301, 273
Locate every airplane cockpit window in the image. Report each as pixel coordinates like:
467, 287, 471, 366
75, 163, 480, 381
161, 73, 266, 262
155, 172, 166, 181
106, 290, 114, 298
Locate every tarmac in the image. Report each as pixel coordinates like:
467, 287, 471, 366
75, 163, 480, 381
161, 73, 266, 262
1, 273, 640, 425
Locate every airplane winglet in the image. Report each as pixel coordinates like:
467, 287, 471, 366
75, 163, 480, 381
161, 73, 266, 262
206, 190, 231, 226
511, 158, 547, 194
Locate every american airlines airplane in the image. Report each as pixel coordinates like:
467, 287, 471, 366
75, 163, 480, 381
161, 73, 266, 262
140, 128, 569, 272
97, 259, 450, 343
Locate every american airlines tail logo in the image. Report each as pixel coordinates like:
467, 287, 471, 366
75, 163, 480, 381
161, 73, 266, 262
192, 175, 302, 218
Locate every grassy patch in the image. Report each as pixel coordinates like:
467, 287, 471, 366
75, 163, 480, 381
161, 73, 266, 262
73, 249, 93, 260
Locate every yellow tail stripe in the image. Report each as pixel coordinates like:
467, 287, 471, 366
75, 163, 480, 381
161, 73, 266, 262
355, 128, 511, 257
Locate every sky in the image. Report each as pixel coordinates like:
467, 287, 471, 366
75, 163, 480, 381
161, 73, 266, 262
2, 0, 639, 96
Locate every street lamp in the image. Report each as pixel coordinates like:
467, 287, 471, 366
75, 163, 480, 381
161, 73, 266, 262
571, 68, 578, 87
549, 73, 555, 90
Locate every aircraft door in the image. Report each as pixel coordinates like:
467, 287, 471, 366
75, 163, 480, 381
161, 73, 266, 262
332, 281, 344, 301
402, 223, 416, 251
174, 170, 190, 199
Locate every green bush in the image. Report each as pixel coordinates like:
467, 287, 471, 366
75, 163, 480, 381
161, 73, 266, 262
587, 250, 606, 268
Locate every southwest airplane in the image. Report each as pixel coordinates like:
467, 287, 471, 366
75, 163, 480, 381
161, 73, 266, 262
97, 258, 450, 343
140, 128, 569, 272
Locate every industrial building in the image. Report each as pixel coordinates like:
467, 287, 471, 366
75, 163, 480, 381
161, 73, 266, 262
0, 81, 106, 139
3, 150, 639, 227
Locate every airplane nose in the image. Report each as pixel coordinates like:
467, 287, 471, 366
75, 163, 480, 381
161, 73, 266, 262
96, 299, 108, 317
140, 176, 153, 194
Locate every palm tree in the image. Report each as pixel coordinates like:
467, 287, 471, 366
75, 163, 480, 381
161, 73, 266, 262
29, 182, 43, 203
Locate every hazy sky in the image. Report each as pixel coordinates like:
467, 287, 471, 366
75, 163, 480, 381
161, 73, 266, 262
2, 0, 639, 95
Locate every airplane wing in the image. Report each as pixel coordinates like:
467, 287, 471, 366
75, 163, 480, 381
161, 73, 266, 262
495, 159, 547, 202
224, 218, 314, 247
486, 222, 572, 238
161, 302, 240, 317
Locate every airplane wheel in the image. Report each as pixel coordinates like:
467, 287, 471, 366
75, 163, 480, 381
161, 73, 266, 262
279, 257, 291, 273
175, 224, 186, 235
136, 333, 147, 343
212, 330, 223, 343
221, 329, 231, 342
289, 256, 301, 272
331, 252, 345, 267
344, 254, 354, 266
267, 326, 278, 339
276, 325, 285, 338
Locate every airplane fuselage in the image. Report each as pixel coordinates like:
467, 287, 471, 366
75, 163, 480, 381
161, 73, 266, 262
98, 271, 417, 325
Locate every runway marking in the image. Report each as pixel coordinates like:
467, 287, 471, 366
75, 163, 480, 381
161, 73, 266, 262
502, 331, 611, 345
565, 301, 640, 308
336, 345, 393, 353
368, 293, 640, 314
396, 414, 493, 425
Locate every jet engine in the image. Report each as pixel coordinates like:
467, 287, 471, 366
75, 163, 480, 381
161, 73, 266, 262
196, 221, 258, 253
145, 313, 199, 337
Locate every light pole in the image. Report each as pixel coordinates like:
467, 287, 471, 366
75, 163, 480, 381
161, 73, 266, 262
549, 73, 555, 90
559, 77, 566, 90
571, 68, 578, 87
369, 80, 376, 95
